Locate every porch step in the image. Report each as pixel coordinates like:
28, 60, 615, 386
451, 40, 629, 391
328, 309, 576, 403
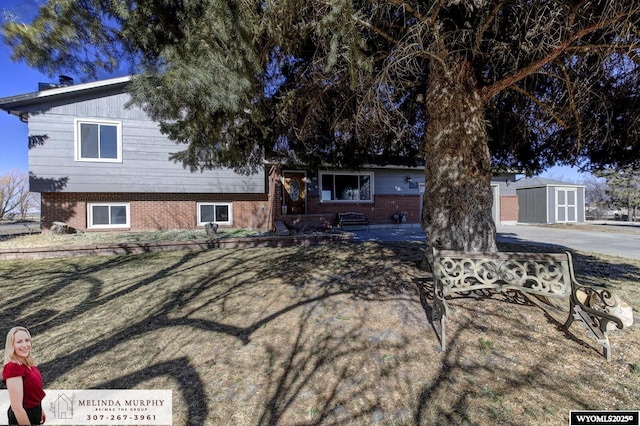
275, 221, 290, 236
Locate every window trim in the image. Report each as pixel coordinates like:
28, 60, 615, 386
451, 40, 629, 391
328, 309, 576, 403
319, 171, 374, 203
197, 202, 233, 226
87, 202, 130, 229
74, 118, 123, 162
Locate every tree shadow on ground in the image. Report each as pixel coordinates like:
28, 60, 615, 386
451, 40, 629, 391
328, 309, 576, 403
0, 243, 414, 423
257, 302, 376, 425
0, 240, 637, 425
98, 357, 208, 424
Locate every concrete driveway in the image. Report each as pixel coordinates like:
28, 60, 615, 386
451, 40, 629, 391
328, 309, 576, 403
495, 224, 640, 260
351, 223, 640, 260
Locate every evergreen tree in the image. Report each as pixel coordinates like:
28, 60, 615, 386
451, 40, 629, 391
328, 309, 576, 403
4, 1, 640, 257
595, 168, 640, 221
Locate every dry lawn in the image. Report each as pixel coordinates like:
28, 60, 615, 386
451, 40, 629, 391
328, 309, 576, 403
0, 239, 638, 425
0, 228, 268, 249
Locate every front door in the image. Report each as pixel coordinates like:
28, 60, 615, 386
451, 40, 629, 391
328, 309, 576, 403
283, 171, 307, 215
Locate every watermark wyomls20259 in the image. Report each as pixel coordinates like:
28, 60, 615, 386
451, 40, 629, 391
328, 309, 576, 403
0, 389, 172, 425
570, 410, 640, 426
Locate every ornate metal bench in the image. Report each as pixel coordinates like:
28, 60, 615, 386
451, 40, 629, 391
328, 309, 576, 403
432, 249, 625, 360
337, 212, 369, 230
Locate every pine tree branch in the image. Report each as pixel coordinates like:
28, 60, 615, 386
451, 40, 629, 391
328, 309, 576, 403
480, 12, 639, 102
351, 15, 399, 45
507, 85, 568, 129
473, 0, 508, 58
557, 61, 583, 155
564, 44, 639, 53
385, 0, 429, 24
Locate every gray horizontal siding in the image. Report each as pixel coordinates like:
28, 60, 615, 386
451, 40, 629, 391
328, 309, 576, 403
578, 188, 585, 222
25, 91, 149, 121
27, 92, 266, 194
371, 169, 422, 195
493, 173, 518, 196
546, 188, 556, 222
518, 187, 548, 223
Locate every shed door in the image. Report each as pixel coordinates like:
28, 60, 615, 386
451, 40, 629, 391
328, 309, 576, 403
556, 188, 577, 223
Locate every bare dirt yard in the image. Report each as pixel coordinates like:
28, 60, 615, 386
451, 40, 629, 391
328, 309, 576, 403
0, 237, 638, 425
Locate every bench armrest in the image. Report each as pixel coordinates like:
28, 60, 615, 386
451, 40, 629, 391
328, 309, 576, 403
571, 283, 625, 331
568, 280, 624, 361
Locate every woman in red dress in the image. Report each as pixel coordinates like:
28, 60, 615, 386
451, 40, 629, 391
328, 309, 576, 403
3, 326, 45, 425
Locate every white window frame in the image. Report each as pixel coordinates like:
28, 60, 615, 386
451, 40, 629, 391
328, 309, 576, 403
74, 118, 123, 162
319, 172, 374, 203
87, 202, 130, 229
197, 202, 233, 226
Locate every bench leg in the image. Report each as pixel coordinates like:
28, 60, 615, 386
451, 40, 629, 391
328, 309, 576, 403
568, 285, 624, 361
431, 306, 447, 352
572, 305, 613, 361
432, 292, 448, 352
441, 316, 446, 352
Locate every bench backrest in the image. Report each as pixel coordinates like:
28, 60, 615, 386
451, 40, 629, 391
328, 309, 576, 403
338, 212, 366, 221
433, 249, 573, 298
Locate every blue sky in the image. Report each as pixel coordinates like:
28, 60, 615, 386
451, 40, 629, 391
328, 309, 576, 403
0, 40, 49, 175
0, 0, 47, 175
0, 1, 589, 182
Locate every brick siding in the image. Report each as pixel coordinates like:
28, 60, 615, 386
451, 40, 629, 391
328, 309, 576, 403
281, 194, 421, 227
271, 166, 421, 228
500, 195, 519, 222
41, 192, 270, 233
42, 187, 510, 233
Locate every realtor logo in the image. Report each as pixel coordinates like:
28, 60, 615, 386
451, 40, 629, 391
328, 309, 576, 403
50, 393, 74, 420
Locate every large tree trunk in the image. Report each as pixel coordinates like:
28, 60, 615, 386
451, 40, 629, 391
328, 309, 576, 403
422, 59, 497, 266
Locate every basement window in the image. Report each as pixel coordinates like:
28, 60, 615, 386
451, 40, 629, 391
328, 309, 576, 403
198, 202, 232, 226
88, 203, 130, 229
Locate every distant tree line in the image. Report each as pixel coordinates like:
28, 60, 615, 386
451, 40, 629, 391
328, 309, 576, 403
0, 170, 39, 221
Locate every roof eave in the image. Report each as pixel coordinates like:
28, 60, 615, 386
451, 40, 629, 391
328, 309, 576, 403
0, 75, 133, 113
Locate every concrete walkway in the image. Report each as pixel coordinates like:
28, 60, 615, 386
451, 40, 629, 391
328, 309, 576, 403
350, 224, 640, 260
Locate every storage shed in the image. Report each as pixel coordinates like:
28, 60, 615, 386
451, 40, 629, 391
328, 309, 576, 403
515, 177, 586, 224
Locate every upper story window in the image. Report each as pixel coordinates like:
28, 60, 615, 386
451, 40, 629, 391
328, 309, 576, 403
197, 202, 233, 226
75, 119, 122, 162
320, 172, 373, 202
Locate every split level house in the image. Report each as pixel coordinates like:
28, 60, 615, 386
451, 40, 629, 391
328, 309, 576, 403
0, 75, 536, 234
